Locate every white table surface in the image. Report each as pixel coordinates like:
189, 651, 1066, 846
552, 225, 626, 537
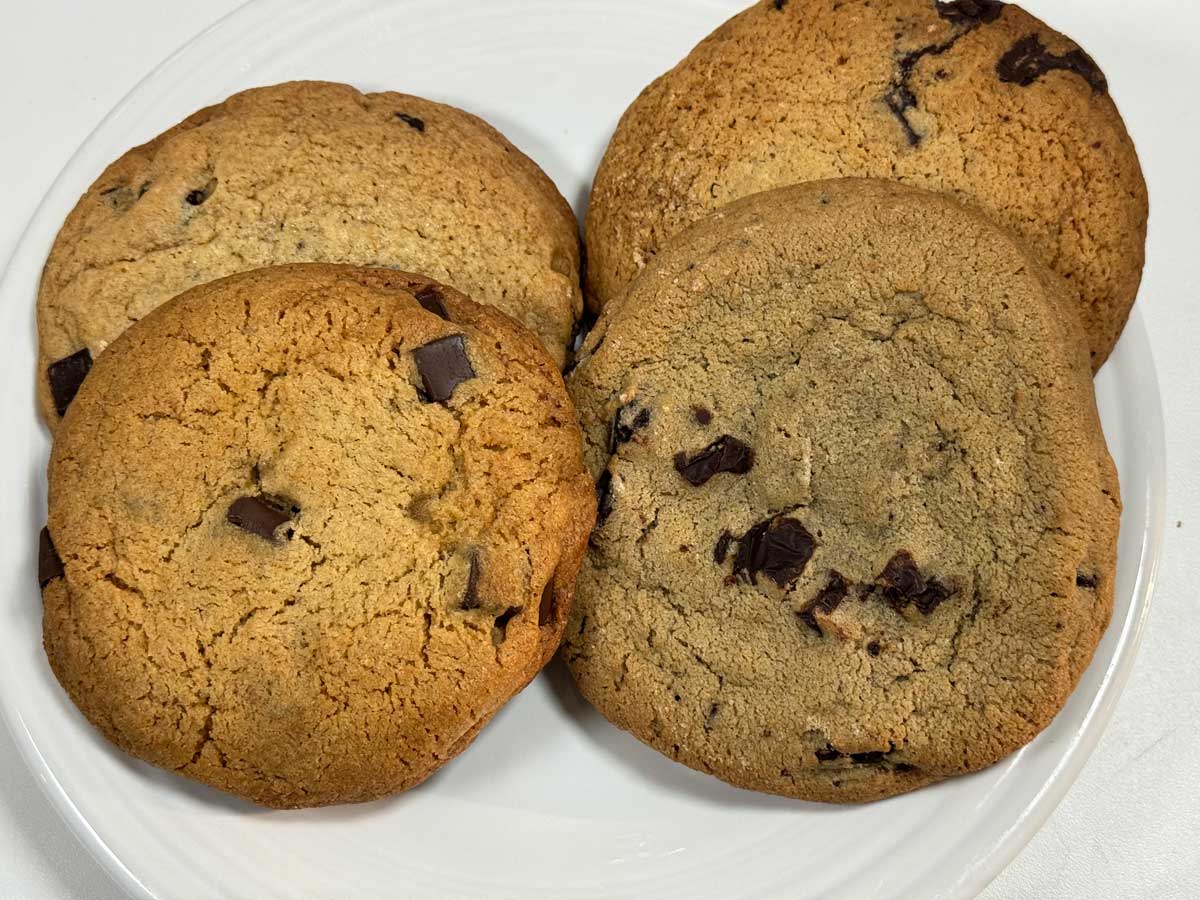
1, 1, 1196, 897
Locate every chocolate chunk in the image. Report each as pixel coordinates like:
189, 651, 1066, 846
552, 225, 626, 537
38, 527, 64, 589
609, 404, 651, 453
1076, 570, 1097, 589
692, 405, 713, 426
935, 0, 1005, 25
413, 335, 475, 403
877, 551, 954, 615
185, 177, 217, 206
492, 606, 522, 645
461, 554, 482, 610
772, 0, 788, 9
867, 640, 882, 657
850, 751, 887, 765
538, 578, 557, 626
714, 530, 734, 565
798, 571, 849, 635
997, 34, 1107, 93
674, 436, 754, 486
595, 470, 614, 527
226, 496, 293, 543
733, 517, 816, 589
894, 762, 917, 773
816, 746, 843, 762
47, 349, 93, 417
414, 286, 449, 320
395, 112, 426, 132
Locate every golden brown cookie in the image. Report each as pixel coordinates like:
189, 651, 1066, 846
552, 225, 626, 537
565, 180, 1119, 802
41, 264, 595, 808
586, 0, 1147, 369
39, 80, 581, 427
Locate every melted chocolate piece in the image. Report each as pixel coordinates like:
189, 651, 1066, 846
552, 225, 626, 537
47, 349, 93, 416
816, 746, 843, 762
1076, 570, 1097, 589
609, 404, 651, 453
877, 551, 954, 615
595, 470, 614, 527
539, 578, 557, 626
673, 436, 754, 486
461, 554, 482, 610
733, 517, 816, 589
850, 751, 887, 765
413, 335, 475, 403
772, 0, 788, 9
227, 496, 293, 543
185, 177, 217, 206
38, 527, 64, 588
714, 530, 734, 565
798, 571, 849, 635
692, 405, 713, 426
395, 112, 426, 132
935, 0, 1005, 25
997, 34, 1107, 93
414, 286, 449, 320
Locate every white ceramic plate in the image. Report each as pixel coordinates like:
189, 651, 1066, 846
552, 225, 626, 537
0, 1, 1165, 898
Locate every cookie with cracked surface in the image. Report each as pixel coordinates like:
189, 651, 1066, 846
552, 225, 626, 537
585, 0, 1147, 369
42, 263, 595, 808
38, 80, 581, 428
565, 180, 1119, 802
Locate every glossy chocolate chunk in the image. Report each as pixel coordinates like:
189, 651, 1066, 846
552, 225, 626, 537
798, 571, 849, 635
38, 527, 64, 588
673, 435, 754, 486
997, 34, 1107, 93
414, 286, 449, 320
877, 551, 953, 615
413, 335, 475, 403
227, 496, 294, 543
935, 0, 1005, 25
395, 112, 426, 132
733, 516, 816, 589
48, 348, 92, 417
185, 177, 218, 206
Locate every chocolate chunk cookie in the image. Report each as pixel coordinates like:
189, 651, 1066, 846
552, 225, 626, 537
586, 0, 1147, 369
42, 264, 595, 808
38, 80, 582, 427
565, 180, 1119, 802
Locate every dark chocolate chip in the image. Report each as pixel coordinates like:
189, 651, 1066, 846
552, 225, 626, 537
413, 335, 475, 403
733, 517, 816, 589
850, 751, 887, 765
47, 349, 93, 417
461, 553, 482, 610
38, 527, 64, 589
772, 0, 788, 9
414, 286, 449, 320
492, 606, 522, 645
539, 578, 557, 626
877, 551, 954, 615
894, 763, 918, 773
609, 403, 651, 453
595, 470, 614, 527
816, 746, 843, 762
226, 496, 293, 543
395, 112, 426, 132
714, 530, 734, 565
798, 571, 849, 635
1076, 570, 1097, 589
673, 436, 754, 487
692, 405, 713, 426
867, 640, 882, 657
935, 0, 1005, 25
996, 33, 1107, 93
185, 177, 218, 206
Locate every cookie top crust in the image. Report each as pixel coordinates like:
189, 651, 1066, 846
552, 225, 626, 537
585, 0, 1147, 369
39, 80, 582, 425
566, 180, 1119, 802
43, 263, 595, 808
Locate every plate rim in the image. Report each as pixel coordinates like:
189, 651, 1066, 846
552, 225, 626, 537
0, 0, 1166, 897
